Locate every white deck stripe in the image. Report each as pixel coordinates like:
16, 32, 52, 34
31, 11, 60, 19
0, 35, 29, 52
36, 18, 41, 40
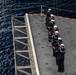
25, 13, 40, 75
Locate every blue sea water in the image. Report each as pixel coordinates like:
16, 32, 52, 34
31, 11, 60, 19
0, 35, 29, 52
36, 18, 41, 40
0, 0, 76, 75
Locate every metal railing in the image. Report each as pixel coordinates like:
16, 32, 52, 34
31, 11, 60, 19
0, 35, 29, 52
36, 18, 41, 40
40, 5, 76, 18
12, 14, 40, 75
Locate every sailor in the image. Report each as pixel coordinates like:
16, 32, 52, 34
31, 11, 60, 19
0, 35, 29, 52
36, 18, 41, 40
46, 21, 55, 30
46, 8, 52, 17
51, 31, 60, 54
52, 31, 59, 45
46, 14, 54, 23
52, 38, 59, 57
45, 19, 54, 28
51, 19, 55, 26
45, 9, 51, 23
56, 44, 65, 72
54, 37, 62, 65
45, 21, 49, 28
45, 16, 50, 23
53, 25, 59, 31
51, 14, 54, 19
46, 21, 51, 30
52, 31, 60, 40
58, 37, 63, 45
48, 27, 54, 42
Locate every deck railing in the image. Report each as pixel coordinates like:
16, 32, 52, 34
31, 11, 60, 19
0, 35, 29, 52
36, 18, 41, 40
11, 14, 40, 75
40, 5, 76, 18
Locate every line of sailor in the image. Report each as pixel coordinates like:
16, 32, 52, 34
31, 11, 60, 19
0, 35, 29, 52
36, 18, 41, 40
45, 8, 66, 73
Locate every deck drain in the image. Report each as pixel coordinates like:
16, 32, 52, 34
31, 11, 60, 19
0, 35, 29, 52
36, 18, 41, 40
37, 25, 40, 27
45, 63, 48, 65
36, 23, 38, 24
38, 33, 40, 35
74, 44, 76, 46
63, 20, 65, 22
68, 31, 71, 33
41, 46, 44, 48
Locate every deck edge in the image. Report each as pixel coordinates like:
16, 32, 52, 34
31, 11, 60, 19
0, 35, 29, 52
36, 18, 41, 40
25, 13, 41, 75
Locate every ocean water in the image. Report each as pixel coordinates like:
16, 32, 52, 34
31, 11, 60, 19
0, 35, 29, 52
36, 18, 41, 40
0, 0, 76, 75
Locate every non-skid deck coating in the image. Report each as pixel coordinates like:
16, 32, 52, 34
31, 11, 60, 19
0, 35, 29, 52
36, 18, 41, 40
29, 14, 76, 75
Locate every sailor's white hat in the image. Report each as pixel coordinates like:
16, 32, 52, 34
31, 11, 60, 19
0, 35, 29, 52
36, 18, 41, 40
55, 31, 59, 33
51, 14, 54, 17
58, 37, 62, 40
48, 9, 51, 11
54, 25, 57, 28
60, 44, 64, 46
51, 19, 54, 22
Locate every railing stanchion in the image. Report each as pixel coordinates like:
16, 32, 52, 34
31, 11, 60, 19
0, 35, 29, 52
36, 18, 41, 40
41, 5, 43, 16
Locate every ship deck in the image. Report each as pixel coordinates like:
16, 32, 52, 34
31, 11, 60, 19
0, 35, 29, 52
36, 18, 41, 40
28, 14, 76, 75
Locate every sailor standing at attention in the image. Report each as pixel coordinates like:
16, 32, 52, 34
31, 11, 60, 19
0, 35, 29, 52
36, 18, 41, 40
53, 25, 59, 31
52, 38, 59, 57
45, 9, 52, 28
51, 31, 59, 56
51, 19, 55, 26
55, 37, 63, 65
46, 9, 52, 17
56, 44, 65, 72
51, 14, 54, 19
58, 37, 63, 45
52, 31, 60, 40
48, 26, 54, 42
45, 9, 51, 26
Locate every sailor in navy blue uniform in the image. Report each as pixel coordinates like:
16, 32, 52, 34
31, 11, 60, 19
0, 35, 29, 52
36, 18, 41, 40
55, 37, 63, 65
53, 25, 59, 31
51, 14, 54, 20
45, 17, 50, 23
45, 9, 51, 22
52, 38, 59, 57
44, 8, 51, 24
51, 31, 60, 56
45, 21, 51, 30
45, 18, 55, 30
51, 19, 55, 26
48, 26, 54, 42
46, 9, 52, 17
58, 37, 63, 45
52, 31, 60, 40
56, 44, 65, 72
46, 13, 54, 23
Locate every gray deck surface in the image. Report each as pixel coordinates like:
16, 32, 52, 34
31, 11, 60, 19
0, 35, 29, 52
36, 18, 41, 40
29, 14, 76, 75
